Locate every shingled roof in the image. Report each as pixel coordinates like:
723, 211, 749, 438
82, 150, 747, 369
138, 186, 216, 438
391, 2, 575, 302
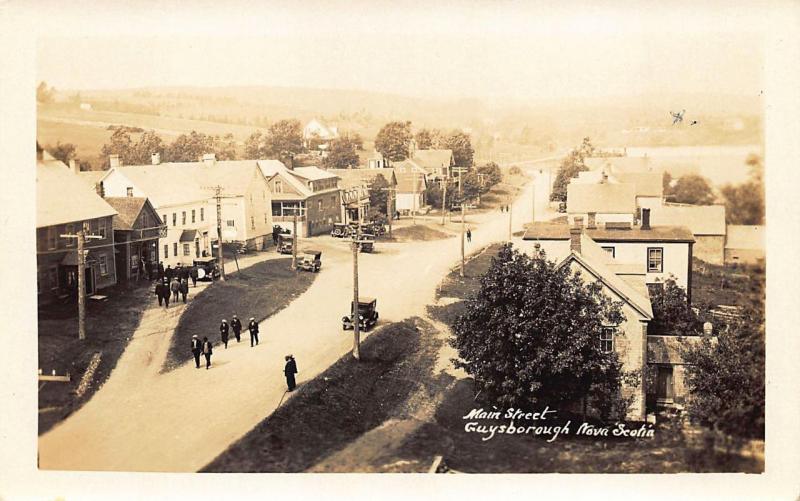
411, 149, 454, 174
523, 222, 695, 243
103, 197, 149, 231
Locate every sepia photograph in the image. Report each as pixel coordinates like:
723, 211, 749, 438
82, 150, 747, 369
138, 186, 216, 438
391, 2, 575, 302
2, 0, 800, 499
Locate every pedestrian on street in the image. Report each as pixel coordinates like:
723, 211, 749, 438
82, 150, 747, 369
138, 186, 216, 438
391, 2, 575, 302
191, 335, 202, 369
161, 278, 171, 308
157, 261, 165, 281
180, 278, 189, 303
155, 280, 164, 306
284, 355, 298, 391
466, 227, 472, 242
170, 277, 180, 302
248, 317, 259, 347
145, 260, 153, 281
202, 336, 213, 369
190, 266, 198, 287
219, 319, 229, 349
165, 265, 174, 282
231, 315, 242, 343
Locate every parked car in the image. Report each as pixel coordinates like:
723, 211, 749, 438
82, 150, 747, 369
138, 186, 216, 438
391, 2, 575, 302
331, 223, 349, 238
298, 250, 322, 272
358, 233, 375, 253
193, 257, 220, 281
278, 234, 294, 254
342, 296, 379, 331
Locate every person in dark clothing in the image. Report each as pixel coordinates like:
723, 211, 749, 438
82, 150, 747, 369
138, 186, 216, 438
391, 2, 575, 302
190, 266, 198, 287
231, 315, 242, 343
180, 278, 189, 303
202, 337, 213, 369
466, 228, 472, 242
170, 277, 180, 302
191, 335, 202, 368
157, 261, 165, 281
284, 355, 298, 391
155, 281, 165, 306
219, 319, 229, 349
161, 279, 171, 308
145, 260, 153, 281
248, 317, 259, 347
165, 265, 174, 282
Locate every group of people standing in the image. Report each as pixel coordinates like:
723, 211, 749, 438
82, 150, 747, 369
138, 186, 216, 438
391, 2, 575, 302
154, 277, 189, 308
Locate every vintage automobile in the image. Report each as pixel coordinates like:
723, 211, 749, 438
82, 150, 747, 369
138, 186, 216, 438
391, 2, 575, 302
297, 249, 322, 272
358, 233, 375, 253
331, 223, 349, 238
278, 234, 294, 254
342, 296, 379, 331
192, 257, 220, 281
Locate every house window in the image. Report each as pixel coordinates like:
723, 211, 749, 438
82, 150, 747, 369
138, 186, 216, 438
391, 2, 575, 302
182, 211, 187, 225
274, 180, 283, 193
126, 187, 134, 197
141, 213, 149, 228
172, 213, 177, 227
250, 216, 255, 230
647, 247, 664, 273
98, 255, 108, 276
183, 243, 191, 256
602, 246, 615, 258
97, 218, 107, 239
331, 195, 336, 206
164, 244, 168, 259
65, 224, 75, 247
173, 242, 178, 257
200, 208, 205, 221
191, 210, 196, 223
227, 220, 235, 227
599, 327, 614, 353
45, 227, 56, 250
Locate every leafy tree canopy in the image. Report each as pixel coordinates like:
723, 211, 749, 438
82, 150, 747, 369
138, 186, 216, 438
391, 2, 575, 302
666, 174, 716, 205
322, 135, 361, 169
444, 130, 474, 167
550, 137, 595, 202
375, 121, 412, 161
721, 154, 764, 225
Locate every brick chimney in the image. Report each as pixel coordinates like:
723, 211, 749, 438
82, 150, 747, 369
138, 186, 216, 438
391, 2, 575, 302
641, 208, 651, 230
587, 212, 597, 229
69, 158, 79, 175
109, 154, 121, 169
151, 152, 161, 165
95, 181, 105, 198
570, 227, 582, 254
202, 153, 216, 165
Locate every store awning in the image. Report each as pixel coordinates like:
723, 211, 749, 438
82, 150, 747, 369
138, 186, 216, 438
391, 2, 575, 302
60, 251, 90, 267
179, 229, 200, 242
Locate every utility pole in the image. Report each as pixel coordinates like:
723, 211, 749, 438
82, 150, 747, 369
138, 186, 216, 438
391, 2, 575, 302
441, 180, 447, 225
377, 186, 395, 238
61, 223, 102, 340
508, 195, 513, 241
351, 209, 362, 360
412, 169, 417, 225
291, 208, 298, 270
204, 185, 226, 282
460, 202, 466, 278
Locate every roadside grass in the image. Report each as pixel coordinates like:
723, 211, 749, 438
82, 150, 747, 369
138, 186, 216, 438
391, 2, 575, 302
691, 257, 765, 309
202, 318, 442, 472
472, 170, 529, 213
162, 258, 316, 372
383, 224, 453, 242
38, 280, 153, 434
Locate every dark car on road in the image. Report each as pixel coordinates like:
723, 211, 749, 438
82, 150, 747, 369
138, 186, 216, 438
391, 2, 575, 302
192, 257, 220, 281
342, 296, 379, 331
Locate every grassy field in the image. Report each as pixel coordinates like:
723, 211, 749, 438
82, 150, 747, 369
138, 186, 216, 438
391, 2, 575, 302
691, 257, 765, 309
202, 318, 443, 472
384, 224, 454, 242
38, 280, 153, 435
162, 258, 316, 372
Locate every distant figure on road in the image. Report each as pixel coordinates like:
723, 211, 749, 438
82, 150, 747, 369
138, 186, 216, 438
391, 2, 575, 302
180, 278, 189, 303
161, 279, 171, 308
202, 337, 213, 369
165, 265, 174, 282
231, 315, 242, 343
191, 335, 202, 369
284, 355, 298, 391
170, 277, 180, 302
190, 266, 198, 287
248, 317, 259, 347
219, 319, 229, 349
155, 280, 165, 306
157, 261, 165, 281
466, 228, 472, 242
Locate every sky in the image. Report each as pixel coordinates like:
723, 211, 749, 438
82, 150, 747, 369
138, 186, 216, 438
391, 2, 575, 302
33, 0, 767, 102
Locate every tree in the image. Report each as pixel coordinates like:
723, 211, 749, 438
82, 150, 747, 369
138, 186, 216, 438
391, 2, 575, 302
213, 133, 237, 161
265, 119, 304, 157
550, 149, 589, 202
375, 121, 412, 161
165, 131, 215, 162
368, 174, 390, 216
667, 174, 716, 205
444, 130, 474, 167
663, 171, 673, 193
721, 154, 764, 225
243, 131, 267, 159
477, 162, 502, 188
101, 128, 136, 166
48, 142, 77, 165
450, 245, 630, 417
414, 129, 434, 149
648, 278, 702, 336
37, 81, 55, 103
322, 135, 361, 169
681, 299, 765, 439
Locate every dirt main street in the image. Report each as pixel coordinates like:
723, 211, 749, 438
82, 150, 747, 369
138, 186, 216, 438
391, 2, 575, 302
38, 167, 551, 472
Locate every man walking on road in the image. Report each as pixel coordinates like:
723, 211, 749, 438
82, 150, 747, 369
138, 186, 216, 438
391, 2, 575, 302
157, 261, 165, 281
155, 280, 165, 306
170, 277, 180, 303
190, 266, 198, 287
284, 355, 298, 391
191, 335, 202, 369
466, 227, 472, 242
161, 278, 171, 308
202, 337, 213, 369
219, 319, 229, 349
248, 317, 259, 347
165, 265, 174, 282
231, 315, 242, 343
180, 278, 189, 303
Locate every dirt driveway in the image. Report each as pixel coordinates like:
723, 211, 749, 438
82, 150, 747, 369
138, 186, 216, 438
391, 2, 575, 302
38, 170, 544, 472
